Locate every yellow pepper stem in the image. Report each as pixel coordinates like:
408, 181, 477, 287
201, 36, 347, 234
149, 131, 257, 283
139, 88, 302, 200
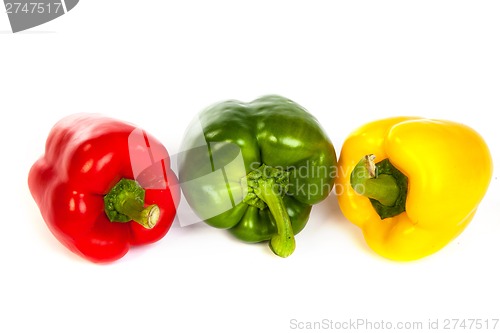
350, 155, 408, 219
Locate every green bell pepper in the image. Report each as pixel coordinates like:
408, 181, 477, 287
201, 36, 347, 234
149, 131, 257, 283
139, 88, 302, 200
178, 95, 337, 257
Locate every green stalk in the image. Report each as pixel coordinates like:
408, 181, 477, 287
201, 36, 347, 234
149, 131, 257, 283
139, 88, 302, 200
104, 179, 160, 229
243, 164, 295, 257
350, 155, 408, 219
253, 178, 295, 258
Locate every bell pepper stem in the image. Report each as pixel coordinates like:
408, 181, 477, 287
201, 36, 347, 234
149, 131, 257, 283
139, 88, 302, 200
351, 155, 399, 206
350, 155, 408, 219
117, 198, 160, 229
104, 179, 160, 229
253, 179, 295, 258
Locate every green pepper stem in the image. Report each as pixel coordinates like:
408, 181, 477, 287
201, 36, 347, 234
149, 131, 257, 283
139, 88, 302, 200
253, 179, 295, 258
104, 179, 160, 229
350, 155, 399, 206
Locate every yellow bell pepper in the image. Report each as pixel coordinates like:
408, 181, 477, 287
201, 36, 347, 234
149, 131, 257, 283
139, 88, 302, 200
336, 117, 493, 261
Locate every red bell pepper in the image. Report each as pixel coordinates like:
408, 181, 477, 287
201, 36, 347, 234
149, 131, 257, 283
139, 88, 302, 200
28, 114, 179, 263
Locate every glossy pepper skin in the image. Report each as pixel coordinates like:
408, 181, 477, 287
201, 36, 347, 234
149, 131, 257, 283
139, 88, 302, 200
28, 114, 179, 263
178, 95, 336, 257
337, 117, 493, 261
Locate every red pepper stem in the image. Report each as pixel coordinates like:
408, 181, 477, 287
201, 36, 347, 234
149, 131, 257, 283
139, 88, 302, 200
104, 178, 160, 229
117, 198, 160, 229
253, 178, 295, 258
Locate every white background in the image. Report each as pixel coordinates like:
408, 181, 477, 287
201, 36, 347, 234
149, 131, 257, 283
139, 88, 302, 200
1, 1, 499, 332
